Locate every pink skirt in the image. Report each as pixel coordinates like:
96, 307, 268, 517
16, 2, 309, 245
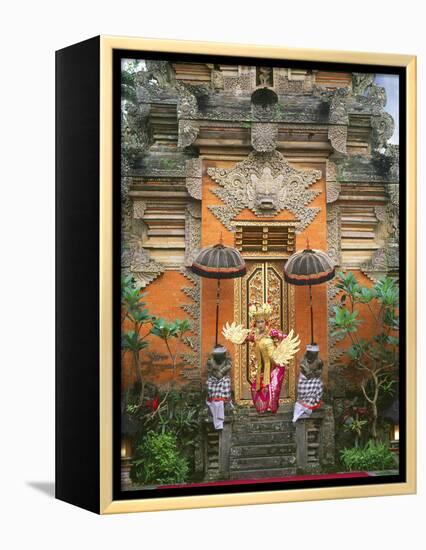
250, 365, 286, 414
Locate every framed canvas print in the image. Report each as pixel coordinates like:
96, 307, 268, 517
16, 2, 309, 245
55, 36, 416, 514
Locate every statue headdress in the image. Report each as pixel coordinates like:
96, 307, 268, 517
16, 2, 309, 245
248, 302, 272, 321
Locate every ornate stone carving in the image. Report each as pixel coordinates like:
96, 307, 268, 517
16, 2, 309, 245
275, 75, 306, 94
251, 102, 277, 121
328, 125, 347, 154
329, 88, 349, 125
258, 67, 273, 86
374, 205, 387, 223
326, 160, 341, 203
127, 243, 165, 288
352, 73, 375, 95
386, 183, 400, 243
176, 81, 199, 118
178, 120, 199, 148
368, 84, 387, 109
184, 202, 202, 267
223, 74, 253, 94
180, 267, 201, 372
251, 123, 278, 152
383, 144, 400, 181
361, 184, 399, 281
145, 60, 173, 87
185, 158, 202, 200
207, 150, 322, 232
361, 244, 399, 282
326, 204, 341, 266
371, 112, 395, 150
133, 200, 147, 220
211, 69, 224, 90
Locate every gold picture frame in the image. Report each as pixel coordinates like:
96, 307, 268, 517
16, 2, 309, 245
56, 35, 416, 514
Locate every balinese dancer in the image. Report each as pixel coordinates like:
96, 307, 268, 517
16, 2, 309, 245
222, 302, 300, 414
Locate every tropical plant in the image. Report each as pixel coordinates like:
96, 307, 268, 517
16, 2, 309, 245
121, 275, 192, 402
330, 272, 399, 441
130, 431, 189, 485
121, 275, 153, 405
144, 389, 202, 451
150, 318, 191, 380
340, 440, 397, 471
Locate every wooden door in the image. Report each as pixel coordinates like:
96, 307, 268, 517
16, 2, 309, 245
233, 260, 296, 405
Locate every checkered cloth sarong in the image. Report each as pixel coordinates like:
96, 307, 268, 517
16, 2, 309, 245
206, 375, 232, 401
296, 373, 323, 408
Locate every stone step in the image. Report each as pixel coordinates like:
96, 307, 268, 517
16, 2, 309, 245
230, 443, 296, 458
233, 419, 294, 433
229, 467, 297, 480
231, 431, 294, 445
235, 409, 293, 419
230, 454, 297, 470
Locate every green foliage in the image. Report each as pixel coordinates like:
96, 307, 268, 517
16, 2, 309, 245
121, 60, 142, 105
329, 272, 399, 440
343, 417, 368, 439
145, 389, 202, 451
330, 305, 361, 338
340, 440, 397, 471
130, 431, 189, 485
121, 330, 149, 353
121, 274, 192, 384
151, 318, 191, 340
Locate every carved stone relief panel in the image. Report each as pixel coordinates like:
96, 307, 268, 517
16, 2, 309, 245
328, 125, 347, 154
326, 203, 342, 267
207, 150, 322, 233
123, 240, 165, 288
251, 123, 278, 152
326, 160, 341, 204
185, 158, 202, 200
184, 202, 202, 267
178, 120, 199, 148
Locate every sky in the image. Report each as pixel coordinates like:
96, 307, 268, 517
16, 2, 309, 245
374, 74, 399, 144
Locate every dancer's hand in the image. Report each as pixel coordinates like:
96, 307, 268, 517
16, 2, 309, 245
222, 322, 249, 345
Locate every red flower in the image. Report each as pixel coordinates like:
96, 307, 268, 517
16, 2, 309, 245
152, 396, 159, 411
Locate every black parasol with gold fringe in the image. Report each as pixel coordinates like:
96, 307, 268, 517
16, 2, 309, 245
284, 241, 335, 344
191, 240, 246, 346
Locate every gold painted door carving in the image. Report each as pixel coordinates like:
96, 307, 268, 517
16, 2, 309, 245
233, 261, 296, 405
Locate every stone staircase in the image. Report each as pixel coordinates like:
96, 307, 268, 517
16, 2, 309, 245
228, 407, 297, 480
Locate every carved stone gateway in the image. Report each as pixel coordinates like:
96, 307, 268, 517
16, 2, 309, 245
207, 150, 322, 232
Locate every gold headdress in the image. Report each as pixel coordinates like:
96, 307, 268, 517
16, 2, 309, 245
248, 302, 272, 321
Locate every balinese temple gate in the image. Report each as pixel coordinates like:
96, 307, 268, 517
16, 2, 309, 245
121, 62, 399, 480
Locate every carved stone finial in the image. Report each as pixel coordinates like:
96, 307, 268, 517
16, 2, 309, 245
371, 112, 395, 150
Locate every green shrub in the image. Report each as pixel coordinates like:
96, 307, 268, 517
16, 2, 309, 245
340, 440, 397, 471
130, 431, 189, 485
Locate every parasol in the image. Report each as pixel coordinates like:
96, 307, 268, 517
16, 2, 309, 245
191, 240, 246, 346
284, 241, 335, 344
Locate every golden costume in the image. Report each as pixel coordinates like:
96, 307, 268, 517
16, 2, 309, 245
223, 303, 300, 413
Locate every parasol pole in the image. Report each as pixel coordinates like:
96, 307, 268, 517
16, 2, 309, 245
309, 284, 314, 344
215, 278, 221, 347
305, 237, 314, 344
